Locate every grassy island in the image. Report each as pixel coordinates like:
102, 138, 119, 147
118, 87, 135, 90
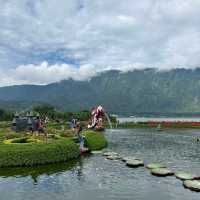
0, 122, 108, 168
0, 138, 80, 167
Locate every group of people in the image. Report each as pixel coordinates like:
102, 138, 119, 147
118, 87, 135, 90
28, 116, 45, 134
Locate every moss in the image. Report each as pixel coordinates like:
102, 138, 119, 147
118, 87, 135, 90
83, 130, 108, 151
0, 138, 80, 167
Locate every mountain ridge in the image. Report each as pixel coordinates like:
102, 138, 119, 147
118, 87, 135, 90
0, 68, 200, 113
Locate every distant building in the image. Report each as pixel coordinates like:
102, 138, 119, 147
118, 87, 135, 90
12, 112, 40, 132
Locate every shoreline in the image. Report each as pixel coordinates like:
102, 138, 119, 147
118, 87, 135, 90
106, 122, 200, 129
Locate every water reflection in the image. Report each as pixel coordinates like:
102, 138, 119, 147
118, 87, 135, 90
0, 159, 78, 184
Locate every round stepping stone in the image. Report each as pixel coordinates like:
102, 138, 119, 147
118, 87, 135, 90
183, 180, 200, 192
106, 155, 121, 160
151, 168, 174, 177
175, 172, 196, 180
122, 157, 138, 162
126, 159, 144, 168
146, 163, 166, 169
103, 152, 118, 157
91, 151, 103, 154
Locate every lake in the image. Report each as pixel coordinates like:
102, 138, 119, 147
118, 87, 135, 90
0, 128, 200, 200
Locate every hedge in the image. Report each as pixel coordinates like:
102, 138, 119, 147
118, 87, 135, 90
83, 131, 108, 150
0, 138, 80, 167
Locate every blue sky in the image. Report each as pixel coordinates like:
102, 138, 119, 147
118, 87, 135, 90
0, 0, 200, 86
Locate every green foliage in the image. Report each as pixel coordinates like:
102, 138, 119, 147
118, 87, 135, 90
33, 104, 56, 119
72, 110, 91, 121
0, 122, 11, 129
33, 104, 91, 121
0, 109, 13, 121
0, 138, 80, 167
83, 130, 108, 150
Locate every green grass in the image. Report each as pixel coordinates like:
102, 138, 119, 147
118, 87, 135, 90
0, 138, 80, 167
83, 130, 108, 151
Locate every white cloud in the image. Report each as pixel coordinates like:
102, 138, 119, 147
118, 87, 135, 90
0, 0, 200, 85
0, 62, 98, 86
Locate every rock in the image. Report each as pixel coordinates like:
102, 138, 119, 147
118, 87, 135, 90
126, 159, 144, 168
106, 155, 121, 160
151, 168, 174, 177
175, 172, 196, 180
146, 163, 166, 169
103, 152, 118, 157
183, 180, 200, 192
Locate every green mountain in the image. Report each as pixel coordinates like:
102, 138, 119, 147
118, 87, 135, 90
1, 68, 200, 113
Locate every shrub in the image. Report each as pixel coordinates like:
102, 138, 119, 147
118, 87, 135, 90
59, 129, 76, 138
83, 130, 108, 150
0, 138, 80, 167
4, 132, 22, 139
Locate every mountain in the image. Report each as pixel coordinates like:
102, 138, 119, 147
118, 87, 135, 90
1, 68, 200, 114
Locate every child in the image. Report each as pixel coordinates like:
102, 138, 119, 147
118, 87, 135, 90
76, 122, 88, 153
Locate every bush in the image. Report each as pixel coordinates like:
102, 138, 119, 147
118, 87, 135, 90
59, 129, 76, 137
0, 138, 80, 167
83, 130, 108, 150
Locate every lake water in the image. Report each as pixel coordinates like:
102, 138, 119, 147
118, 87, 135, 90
0, 129, 200, 200
118, 117, 200, 123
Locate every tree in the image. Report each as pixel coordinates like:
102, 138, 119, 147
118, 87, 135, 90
0, 109, 13, 121
33, 105, 56, 119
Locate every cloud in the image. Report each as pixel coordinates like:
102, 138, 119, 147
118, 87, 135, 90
0, 0, 200, 85
0, 62, 98, 86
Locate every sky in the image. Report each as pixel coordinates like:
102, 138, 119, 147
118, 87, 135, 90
0, 0, 200, 86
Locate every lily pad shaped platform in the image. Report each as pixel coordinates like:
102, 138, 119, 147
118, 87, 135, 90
175, 172, 196, 180
103, 152, 118, 157
106, 155, 121, 160
183, 180, 200, 192
146, 163, 166, 169
126, 159, 144, 168
151, 168, 174, 177
91, 151, 103, 154
122, 157, 139, 162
